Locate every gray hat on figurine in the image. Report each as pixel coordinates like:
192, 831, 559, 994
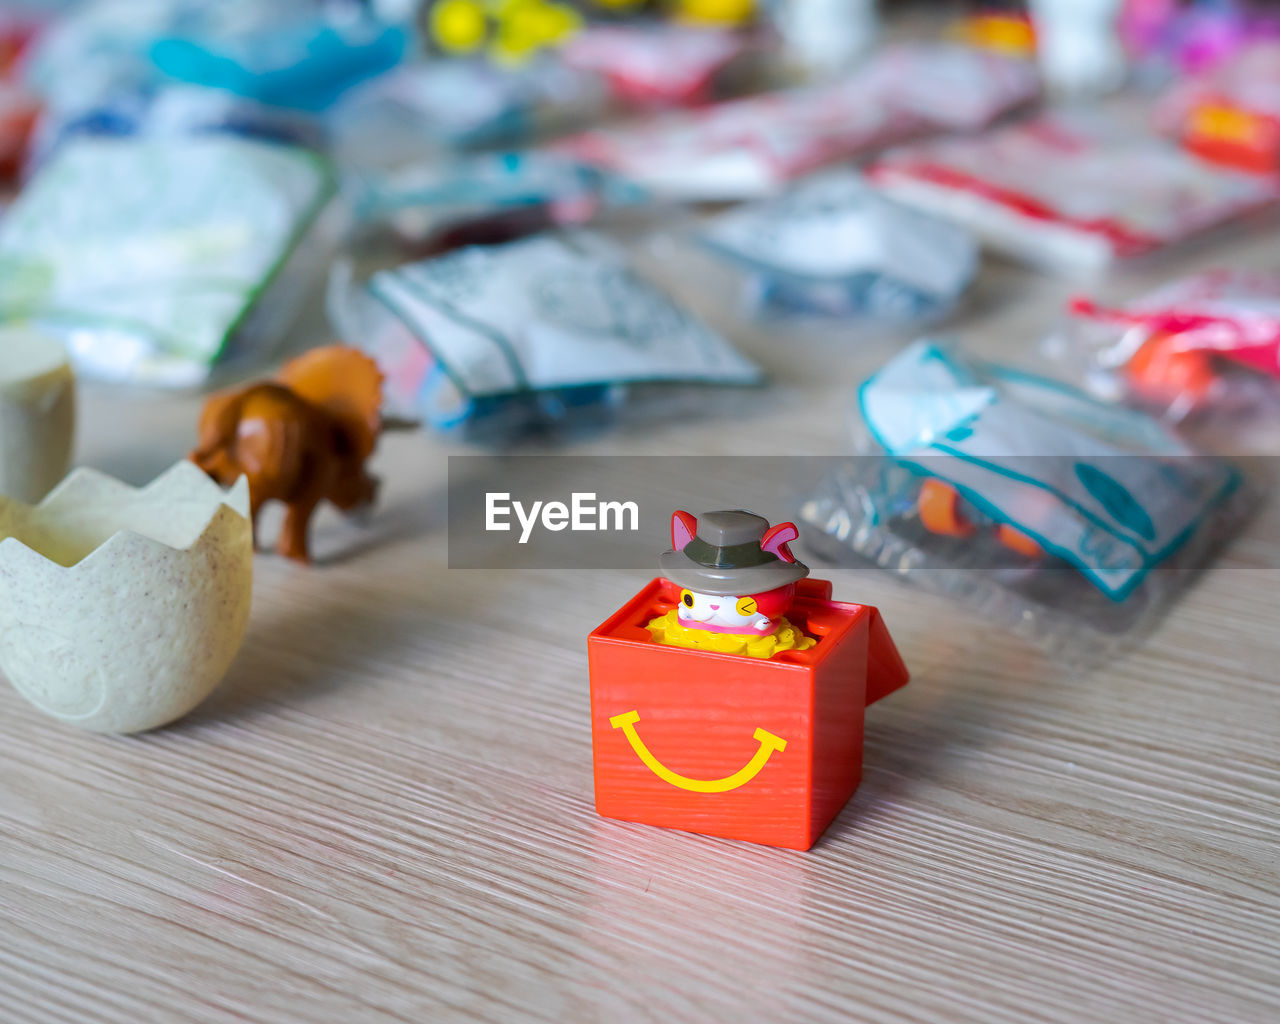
659, 509, 809, 596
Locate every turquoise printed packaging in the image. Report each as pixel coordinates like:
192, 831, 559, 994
330, 231, 763, 441
801, 340, 1246, 646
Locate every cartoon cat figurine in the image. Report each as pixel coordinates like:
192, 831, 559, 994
649, 509, 816, 657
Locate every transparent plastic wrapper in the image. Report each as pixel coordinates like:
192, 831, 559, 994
329, 57, 607, 166
558, 24, 765, 108
0, 134, 337, 388
1153, 41, 1280, 173
1050, 270, 1280, 424
800, 340, 1248, 648
347, 150, 649, 250
870, 110, 1280, 274
26, 83, 323, 171
696, 170, 978, 321
148, 6, 407, 111
20, 0, 174, 114
22, 0, 395, 113
557, 43, 1038, 201
328, 231, 764, 442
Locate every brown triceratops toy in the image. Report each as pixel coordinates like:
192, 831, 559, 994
190, 345, 383, 563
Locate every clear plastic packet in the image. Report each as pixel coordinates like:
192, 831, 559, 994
695, 169, 979, 321
799, 339, 1249, 650
1047, 270, 1280, 425
148, 5, 407, 111
0, 134, 337, 388
327, 230, 764, 441
25, 82, 324, 172
851, 40, 1039, 132
557, 23, 766, 108
346, 150, 649, 246
870, 109, 1280, 274
19, 0, 170, 115
328, 57, 607, 165
556, 43, 1038, 201
1152, 40, 1280, 173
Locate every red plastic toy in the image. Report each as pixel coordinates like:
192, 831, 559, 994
588, 510, 909, 850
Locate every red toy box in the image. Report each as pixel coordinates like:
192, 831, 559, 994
588, 577, 908, 850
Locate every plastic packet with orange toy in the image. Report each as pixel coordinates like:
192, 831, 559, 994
1050, 270, 1280, 426
799, 340, 1249, 648
1153, 42, 1280, 175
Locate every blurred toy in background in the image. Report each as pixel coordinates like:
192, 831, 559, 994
1027, 0, 1127, 94
1120, 0, 1280, 77
425, 0, 584, 64
1057, 270, 1280, 421
588, 508, 909, 849
559, 23, 764, 107
870, 109, 1280, 274
191, 345, 382, 563
773, 0, 879, 75
0, 134, 336, 387
560, 43, 1038, 200
330, 57, 606, 160
696, 170, 978, 321
330, 231, 762, 440
954, 0, 1037, 57
1154, 41, 1280, 173
650, 510, 815, 657
801, 340, 1244, 645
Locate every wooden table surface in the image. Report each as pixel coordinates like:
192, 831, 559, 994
3, 177, 1279, 1023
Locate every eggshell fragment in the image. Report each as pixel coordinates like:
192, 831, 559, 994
0, 327, 74, 504
0, 461, 253, 733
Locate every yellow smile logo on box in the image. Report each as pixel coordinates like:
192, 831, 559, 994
609, 710, 787, 793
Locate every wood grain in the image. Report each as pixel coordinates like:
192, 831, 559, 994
2, 183, 1279, 1023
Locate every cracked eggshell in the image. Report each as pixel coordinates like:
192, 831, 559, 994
0, 461, 253, 733
0, 327, 75, 504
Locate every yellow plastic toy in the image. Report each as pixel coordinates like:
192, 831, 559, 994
429, 0, 583, 64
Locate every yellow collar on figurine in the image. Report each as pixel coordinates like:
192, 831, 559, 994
646, 609, 816, 659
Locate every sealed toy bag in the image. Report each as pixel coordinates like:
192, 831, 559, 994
329, 58, 607, 166
695, 170, 979, 321
870, 110, 1280, 274
328, 230, 764, 441
558, 24, 765, 108
800, 340, 1248, 649
0, 134, 337, 387
1153, 41, 1280, 174
1052, 270, 1280, 427
26, 83, 323, 172
345, 150, 648, 256
559, 43, 1038, 201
